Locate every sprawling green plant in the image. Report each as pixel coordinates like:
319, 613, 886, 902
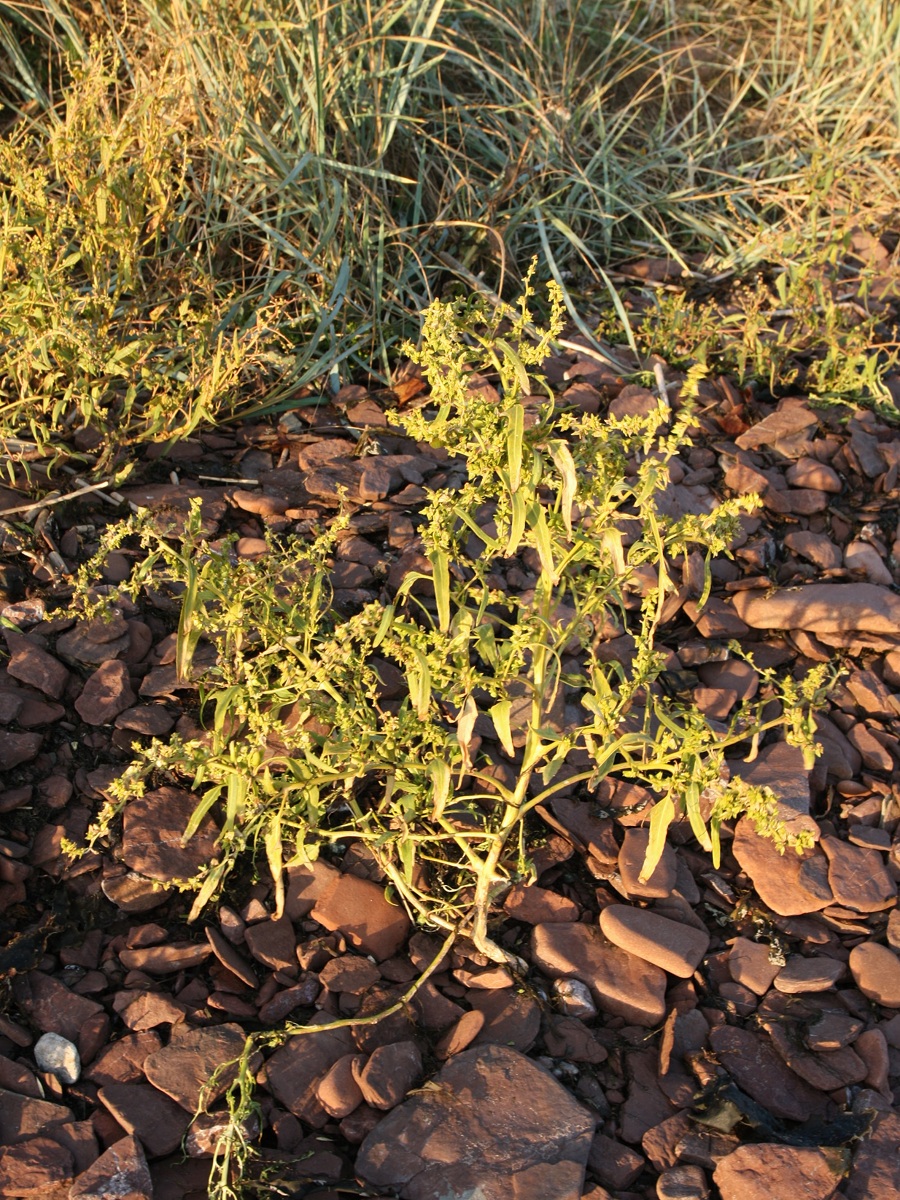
70, 274, 831, 964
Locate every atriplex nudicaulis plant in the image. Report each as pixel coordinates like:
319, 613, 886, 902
70, 268, 831, 965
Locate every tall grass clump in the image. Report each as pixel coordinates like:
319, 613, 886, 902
2, 0, 900, 465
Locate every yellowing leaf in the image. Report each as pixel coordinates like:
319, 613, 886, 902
265, 810, 285, 919
550, 441, 577, 539
429, 758, 451, 822
507, 402, 524, 493
639, 796, 674, 883
489, 699, 515, 757
456, 694, 478, 779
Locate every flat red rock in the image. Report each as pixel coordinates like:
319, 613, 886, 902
74, 660, 137, 726
531, 921, 667, 1026
0, 1135, 74, 1197
69, 1134, 151, 1200
849, 942, 900, 1007
820, 835, 896, 912
731, 582, 900, 635
121, 786, 220, 883
598, 905, 709, 978
356, 1044, 595, 1200
143, 1023, 248, 1111
714, 1143, 843, 1200
97, 1083, 189, 1158
731, 818, 832, 917
708, 1027, 823, 1122
310, 869, 411, 961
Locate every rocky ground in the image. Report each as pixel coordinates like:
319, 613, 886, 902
1, 293, 900, 1200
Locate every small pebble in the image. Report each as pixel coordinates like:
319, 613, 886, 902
34, 1032, 80, 1084
553, 978, 598, 1019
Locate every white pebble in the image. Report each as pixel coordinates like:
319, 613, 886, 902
553, 978, 598, 1019
34, 1032, 80, 1085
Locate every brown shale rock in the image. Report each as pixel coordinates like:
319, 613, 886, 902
642, 1110, 739, 1173
355, 1040, 423, 1111
843, 1110, 900, 1199
854, 1028, 891, 1094
468, 988, 542, 1053
0, 1135, 74, 1197
85, 1033, 163, 1087
587, 1133, 645, 1189
243, 913, 297, 971
714, 1144, 843, 1200
598, 905, 709, 978
727, 937, 781, 995
118, 942, 211, 975
4, 631, 69, 698
97, 1083, 189, 1158
310, 869, 411, 960
783, 531, 843, 570
121, 785, 220, 883
69, 1134, 152, 1200
114, 705, 176, 736
503, 882, 580, 924
319, 954, 381, 994
143, 1023, 247, 1112
657, 1164, 710, 1200
0, 1088, 72, 1143
357, 1044, 595, 1200
772, 955, 845, 993
316, 1053, 366, 1118
261, 1013, 356, 1127
728, 740, 813, 822
731, 582, 900, 635
805, 1010, 864, 1052
731, 818, 832, 916
820, 835, 897, 912
762, 1018, 867, 1091
849, 942, 900, 1007
0, 730, 43, 769
531, 922, 667, 1026
618, 827, 678, 899
109, 993, 167, 1031
621, 1047, 680, 1143
74, 659, 137, 726
204, 926, 257, 988
10, 972, 104, 1044
56, 619, 131, 665
541, 1016, 608, 1065
708, 1026, 824, 1121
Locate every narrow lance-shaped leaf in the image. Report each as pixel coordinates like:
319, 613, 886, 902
372, 603, 395, 648
265, 809, 285, 919
407, 649, 432, 719
684, 781, 712, 850
495, 338, 532, 397
507, 488, 527, 555
429, 758, 451, 822
456, 694, 478, 781
489, 699, 515, 758
507, 401, 524, 493
550, 440, 577, 540
176, 560, 201, 682
600, 526, 626, 576
181, 785, 222, 846
188, 861, 229, 923
639, 796, 675, 883
430, 549, 450, 633
531, 503, 556, 582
